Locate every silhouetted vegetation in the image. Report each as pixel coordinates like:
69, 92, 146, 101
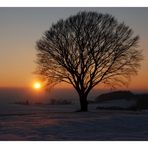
14, 100, 30, 105
36, 11, 143, 111
95, 91, 135, 102
95, 91, 148, 111
136, 94, 148, 110
48, 98, 73, 105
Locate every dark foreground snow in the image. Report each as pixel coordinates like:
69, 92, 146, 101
0, 104, 148, 140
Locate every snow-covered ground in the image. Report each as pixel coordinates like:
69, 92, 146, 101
0, 103, 148, 140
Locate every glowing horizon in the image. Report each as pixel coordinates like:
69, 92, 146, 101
0, 8, 148, 92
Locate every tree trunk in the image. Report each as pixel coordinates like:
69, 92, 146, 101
79, 94, 88, 112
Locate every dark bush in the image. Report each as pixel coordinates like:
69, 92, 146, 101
136, 94, 148, 109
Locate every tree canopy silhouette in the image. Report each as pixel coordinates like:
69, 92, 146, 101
36, 11, 143, 111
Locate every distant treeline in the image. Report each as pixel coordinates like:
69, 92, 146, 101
14, 98, 73, 105
48, 98, 73, 105
13, 90, 148, 110
95, 91, 148, 110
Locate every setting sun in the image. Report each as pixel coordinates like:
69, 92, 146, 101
33, 82, 41, 90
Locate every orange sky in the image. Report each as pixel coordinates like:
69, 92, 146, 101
0, 8, 148, 92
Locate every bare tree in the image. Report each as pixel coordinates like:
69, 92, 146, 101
35, 11, 143, 111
